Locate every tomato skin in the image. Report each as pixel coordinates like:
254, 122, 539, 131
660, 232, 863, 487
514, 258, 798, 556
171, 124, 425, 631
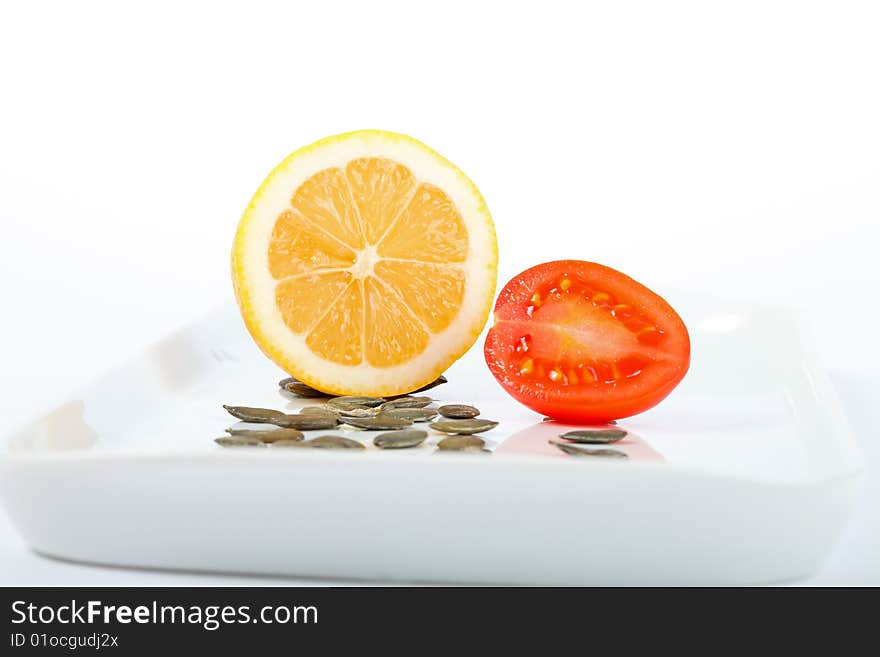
484, 261, 690, 423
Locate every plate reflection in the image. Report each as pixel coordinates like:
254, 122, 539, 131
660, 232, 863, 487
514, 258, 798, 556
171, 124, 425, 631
493, 420, 664, 462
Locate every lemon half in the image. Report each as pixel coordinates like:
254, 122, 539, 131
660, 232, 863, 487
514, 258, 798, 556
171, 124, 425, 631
232, 130, 497, 396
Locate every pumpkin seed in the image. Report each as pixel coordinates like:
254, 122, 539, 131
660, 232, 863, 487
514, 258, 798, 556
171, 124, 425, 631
378, 396, 433, 410
380, 408, 438, 422
305, 435, 365, 450
222, 405, 285, 423
299, 406, 339, 416
373, 429, 428, 449
544, 417, 617, 425
335, 407, 380, 418
437, 404, 480, 419
327, 396, 385, 410
297, 408, 342, 422
225, 427, 304, 442
436, 435, 486, 451
429, 419, 498, 435
269, 414, 340, 430
283, 381, 329, 398
384, 375, 448, 398
341, 416, 414, 430
272, 439, 309, 448
559, 429, 627, 444
278, 376, 327, 397
549, 440, 628, 458
214, 436, 267, 448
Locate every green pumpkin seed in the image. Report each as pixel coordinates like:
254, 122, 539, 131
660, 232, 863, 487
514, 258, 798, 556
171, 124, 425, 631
549, 440, 628, 458
436, 435, 486, 451
214, 436, 267, 448
437, 404, 480, 419
384, 375, 448, 398
269, 414, 340, 430
283, 381, 329, 398
378, 396, 433, 410
544, 417, 617, 425
278, 375, 326, 396
373, 429, 428, 449
559, 429, 627, 444
298, 406, 339, 416
222, 405, 285, 423
305, 435, 365, 450
327, 396, 385, 410
429, 419, 498, 435
380, 408, 438, 422
225, 427, 304, 442
272, 439, 309, 448
341, 416, 414, 430
297, 408, 342, 421
336, 407, 380, 418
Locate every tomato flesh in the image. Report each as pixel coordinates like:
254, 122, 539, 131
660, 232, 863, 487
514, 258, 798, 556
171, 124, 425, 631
484, 260, 690, 422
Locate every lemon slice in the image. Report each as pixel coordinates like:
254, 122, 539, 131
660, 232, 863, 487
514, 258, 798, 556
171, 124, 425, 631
232, 130, 498, 396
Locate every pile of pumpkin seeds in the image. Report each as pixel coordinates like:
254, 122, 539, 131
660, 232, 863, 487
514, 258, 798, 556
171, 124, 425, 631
215, 374, 629, 459
216, 375, 495, 453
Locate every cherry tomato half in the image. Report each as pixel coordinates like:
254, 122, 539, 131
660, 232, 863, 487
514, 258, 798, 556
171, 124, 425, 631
484, 260, 690, 422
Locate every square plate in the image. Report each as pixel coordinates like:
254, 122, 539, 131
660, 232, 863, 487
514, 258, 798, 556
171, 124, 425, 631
0, 294, 864, 585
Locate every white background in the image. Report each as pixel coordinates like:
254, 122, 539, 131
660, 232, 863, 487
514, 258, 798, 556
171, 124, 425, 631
0, 0, 877, 584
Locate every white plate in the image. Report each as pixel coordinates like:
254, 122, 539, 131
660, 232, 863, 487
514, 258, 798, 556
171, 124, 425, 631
0, 294, 864, 585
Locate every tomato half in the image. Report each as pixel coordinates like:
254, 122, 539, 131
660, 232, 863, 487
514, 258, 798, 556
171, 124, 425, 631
484, 260, 690, 422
